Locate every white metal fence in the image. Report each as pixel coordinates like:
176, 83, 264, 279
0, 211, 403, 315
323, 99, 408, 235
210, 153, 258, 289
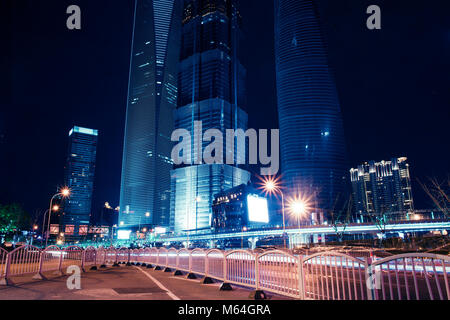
0, 245, 448, 300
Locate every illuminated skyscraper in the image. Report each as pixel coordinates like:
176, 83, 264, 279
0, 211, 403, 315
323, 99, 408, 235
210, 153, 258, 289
350, 157, 414, 219
170, 0, 250, 234
119, 0, 182, 229
63, 126, 98, 236
275, 0, 347, 218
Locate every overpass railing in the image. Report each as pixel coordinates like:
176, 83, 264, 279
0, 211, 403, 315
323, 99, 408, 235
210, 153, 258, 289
0, 245, 448, 300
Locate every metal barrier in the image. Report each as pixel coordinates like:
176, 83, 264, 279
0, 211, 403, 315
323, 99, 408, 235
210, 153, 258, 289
5, 245, 41, 277
0, 248, 8, 278
368, 253, 450, 300
177, 249, 190, 272
191, 249, 206, 275
225, 250, 256, 288
0, 245, 448, 301
83, 246, 97, 268
116, 248, 129, 263
257, 250, 301, 299
129, 249, 138, 263
302, 251, 367, 300
61, 246, 84, 272
40, 245, 62, 274
96, 247, 107, 266
105, 247, 117, 264
206, 249, 225, 281
149, 248, 158, 265
158, 248, 168, 267
167, 248, 178, 268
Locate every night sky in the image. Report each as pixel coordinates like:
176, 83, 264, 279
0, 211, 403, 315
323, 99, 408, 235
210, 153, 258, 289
2, 0, 449, 220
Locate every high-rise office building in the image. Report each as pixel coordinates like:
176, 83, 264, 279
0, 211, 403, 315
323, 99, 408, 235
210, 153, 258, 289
170, 0, 251, 234
62, 126, 98, 237
274, 0, 347, 219
119, 0, 182, 229
350, 157, 414, 219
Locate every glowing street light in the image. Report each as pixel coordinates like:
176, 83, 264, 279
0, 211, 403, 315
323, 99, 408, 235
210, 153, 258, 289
288, 194, 312, 228
258, 175, 287, 248
52, 205, 60, 211
61, 188, 70, 197
291, 201, 306, 216
45, 187, 71, 247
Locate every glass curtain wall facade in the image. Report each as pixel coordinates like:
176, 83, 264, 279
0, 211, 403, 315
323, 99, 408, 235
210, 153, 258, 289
275, 0, 347, 220
170, 0, 250, 234
62, 126, 98, 235
119, 0, 182, 229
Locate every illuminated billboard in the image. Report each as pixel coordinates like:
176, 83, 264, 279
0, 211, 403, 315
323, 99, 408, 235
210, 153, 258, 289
117, 230, 131, 240
247, 194, 269, 223
154, 227, 167, 235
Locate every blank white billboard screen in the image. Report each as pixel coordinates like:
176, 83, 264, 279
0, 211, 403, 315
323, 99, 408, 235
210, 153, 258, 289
117, 230, 131, 240
247, 195, 269, 223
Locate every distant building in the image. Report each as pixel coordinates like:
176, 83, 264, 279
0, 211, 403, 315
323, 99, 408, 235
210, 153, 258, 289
97, 202, 119, 228
274, 0, 348, 218
119, 0, 182, 230
62, 126, 98, 238
350, 157, 414, 219
212, 184, 270, 233
169, 0, 251, 234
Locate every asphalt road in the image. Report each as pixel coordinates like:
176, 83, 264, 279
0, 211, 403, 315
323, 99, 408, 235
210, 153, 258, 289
0, 264, 292, 300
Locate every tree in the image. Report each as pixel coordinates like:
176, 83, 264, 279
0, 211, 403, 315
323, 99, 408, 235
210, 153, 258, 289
329, 194, 353, 243
418, 176, 449, 218
0, 203, 31, 236
368, 208, 390, 248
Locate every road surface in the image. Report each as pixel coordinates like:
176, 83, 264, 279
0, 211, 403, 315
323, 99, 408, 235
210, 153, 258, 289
0, 264, 292, 300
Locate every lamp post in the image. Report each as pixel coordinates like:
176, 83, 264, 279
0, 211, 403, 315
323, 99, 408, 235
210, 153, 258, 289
45, 188, 70, 247
241, 226, 247, 248
261, 177, 287, 249
288, 197, 309, 248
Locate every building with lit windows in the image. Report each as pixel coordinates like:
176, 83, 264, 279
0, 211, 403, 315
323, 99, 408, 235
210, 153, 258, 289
350, 157, 414, 219
274, 0, 347, 220
170, 0, 251, 234
62, 126, 98, 237
119, 0, 182, 229
212, 183, 270, 233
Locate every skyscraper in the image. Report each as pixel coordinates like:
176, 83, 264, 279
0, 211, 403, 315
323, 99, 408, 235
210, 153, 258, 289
170, 0, 251, 234
119, 0, 182, 229
274, 0, 347, 219
62, 126, 98, 237
350, 157, 414, 219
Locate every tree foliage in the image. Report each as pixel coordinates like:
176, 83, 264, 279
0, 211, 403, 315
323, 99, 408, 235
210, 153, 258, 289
0, 203, 31, 234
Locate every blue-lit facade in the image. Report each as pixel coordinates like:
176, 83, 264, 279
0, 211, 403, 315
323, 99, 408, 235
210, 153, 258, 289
119, 0, 182, 229
62, 126, 98, 236
170, 0, 250, 234
275, 0, 347, 219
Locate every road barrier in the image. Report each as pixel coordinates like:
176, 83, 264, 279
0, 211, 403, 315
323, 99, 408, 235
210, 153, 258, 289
0, 248, 8, 278
0, 245, 448, 300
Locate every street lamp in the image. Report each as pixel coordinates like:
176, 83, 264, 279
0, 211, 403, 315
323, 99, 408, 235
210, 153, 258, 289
45, 187, 70, 247
289, 199, 307, 228
241, 226, 247, 248
259, 175, 287, 248
41, 205, 61, 245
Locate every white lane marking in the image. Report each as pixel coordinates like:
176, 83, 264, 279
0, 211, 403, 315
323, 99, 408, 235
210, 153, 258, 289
134, 267, 180, 300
